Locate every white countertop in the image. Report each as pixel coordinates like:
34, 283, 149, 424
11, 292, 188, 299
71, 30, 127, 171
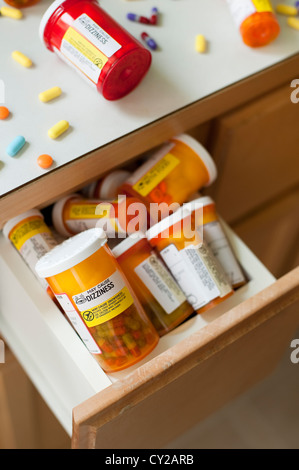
0, 0, 298, 196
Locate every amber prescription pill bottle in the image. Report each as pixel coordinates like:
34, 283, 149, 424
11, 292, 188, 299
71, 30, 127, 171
112, 232, 194, 336
52, 193, 149, 238
146, 207, 233, 314
35, 228, 159, 373
226, 0, 280, 48
4, 0, 40, 8
3, 209, 58, 299
185, 196, 246, 289
39, 0, 152, 100
82, 170, 131, 200
119, 134, 217, 219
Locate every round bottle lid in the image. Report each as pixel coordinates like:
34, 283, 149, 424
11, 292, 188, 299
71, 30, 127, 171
100, 170, 131, 199
146, 206, 191, 241
170, 134, 217, 185
35, 227, 107, 278
183, 196, 215, 213
52, 193, 80, 237
111, 231, 146, 258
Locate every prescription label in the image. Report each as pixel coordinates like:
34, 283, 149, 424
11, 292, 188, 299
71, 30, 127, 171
73, 14, 121, 58
66, 203, 121, 236
55, 293, 102, 355
132, 153, 180, 197
134, 253, 186, 314
203, 221, 246, 287
251, 0, 273, 13
72, 271, 134, 327
61, 27, 109, 84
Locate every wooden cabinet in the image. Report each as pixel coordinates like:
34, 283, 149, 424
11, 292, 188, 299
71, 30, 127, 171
0, 34, 299, 446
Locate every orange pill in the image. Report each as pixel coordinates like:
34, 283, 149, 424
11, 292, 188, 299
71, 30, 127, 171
0, 107, 10, 120
37, 154, 53, 169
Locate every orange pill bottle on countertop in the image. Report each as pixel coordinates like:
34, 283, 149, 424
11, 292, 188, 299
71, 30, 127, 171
185, 196, 246, 289
52, 193, 149, 238
3, 209, 58, 300
119, 134, 217, 220
226, 0, 280, 47
35, 228, 159, 373
112, 232, 194, 336
4, 0, 40, 8
146, 207, 233, 314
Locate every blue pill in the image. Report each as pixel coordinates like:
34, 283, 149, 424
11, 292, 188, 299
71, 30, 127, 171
6, 135, 26, 157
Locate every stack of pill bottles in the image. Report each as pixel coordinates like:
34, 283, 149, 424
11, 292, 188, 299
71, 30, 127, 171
146, 206, 234, 315
225, 0, 280, 47
39, 0, 152, 100
35, 228, 159, 373
118, 134, 217, 220
112, 232, 194, 336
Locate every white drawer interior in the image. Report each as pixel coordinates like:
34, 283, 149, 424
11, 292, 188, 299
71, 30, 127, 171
0, 222, 275, 436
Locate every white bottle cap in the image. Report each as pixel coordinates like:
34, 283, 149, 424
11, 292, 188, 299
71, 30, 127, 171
146, 206, 191, 241
111, 231, 146, 258
183, 196, 215, 213
171, 134, 217, 185
39, 0, 66, 45
99, 170, 131, 199
35, 227, 107, 278
3, 209, 43, 239
52, 193, 80, 238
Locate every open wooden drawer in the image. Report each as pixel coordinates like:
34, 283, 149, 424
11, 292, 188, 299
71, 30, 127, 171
0, 222, 298, 449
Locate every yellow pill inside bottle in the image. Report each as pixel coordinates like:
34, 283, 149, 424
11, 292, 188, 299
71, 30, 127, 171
48, 120, 69, 139
11, 50, 32, 68
39, 86, 62, 103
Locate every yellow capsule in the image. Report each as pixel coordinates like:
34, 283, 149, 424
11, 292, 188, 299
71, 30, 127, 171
39, 86, 62, 103
276, 4, 298, 16
0, 6, 23, 19
48, 120, 69, 139
195, 34, 207, 53
287, 17, 299, 30
12, 50, 32, 68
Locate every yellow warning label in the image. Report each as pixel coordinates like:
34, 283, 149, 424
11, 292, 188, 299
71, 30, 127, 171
69, 203, 111, 219
10, 219, 51, 251
133, 153, 180, 197
80, 286, 134, 327
251, 0, 273, 12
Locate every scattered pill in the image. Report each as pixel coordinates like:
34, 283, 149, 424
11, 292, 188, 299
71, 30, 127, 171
276, 4, 298, 16
195, 34, 207, 53
0, 106, 10, 120
287, 16, 299, 30
11, 50, 32, 68
150, 7, 158, 25
127, 13, 150, 24
39, 86, 62, 103
37, 154, 53, 169
141, 32, 158, 50
6, 135, 26, 157
48, 120, 69, 139
0, 6, 22, 19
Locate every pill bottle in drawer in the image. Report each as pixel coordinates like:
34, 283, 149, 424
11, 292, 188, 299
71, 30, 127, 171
82, 170, 131, 200
185, 196, 247, 289
119, 134, 217, 220
112, 232, 194, 336
35, 228, 159, 373
3, 209, 58, 300
146, 207, 233, 314
39, 0, 152, 100
52, 193, 149, 238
